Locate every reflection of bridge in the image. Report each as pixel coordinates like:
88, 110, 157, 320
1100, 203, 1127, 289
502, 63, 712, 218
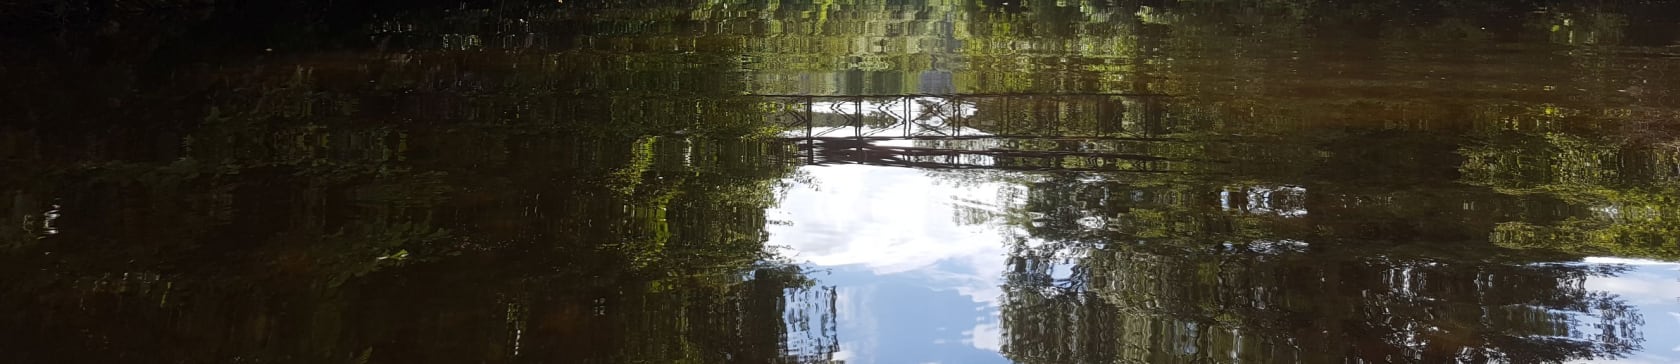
760, 93, 1178, 172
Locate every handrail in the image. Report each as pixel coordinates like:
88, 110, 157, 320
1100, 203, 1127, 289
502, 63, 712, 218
743, 93, 1178, 98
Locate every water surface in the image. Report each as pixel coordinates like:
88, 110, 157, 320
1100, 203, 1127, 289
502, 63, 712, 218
3, 1, 1680, 363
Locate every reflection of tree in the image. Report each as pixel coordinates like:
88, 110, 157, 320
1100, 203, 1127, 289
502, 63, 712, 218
967, 102, 1666, 362
1462, 131, 1680, 260
1002, 244, 1644, 364
918, 0, 1680, 252
992, 172, 1647, 363
0, 109, 832, 364
0, 2, 836, 364
936, 2, 1679, 361
4, 0, 1679, 362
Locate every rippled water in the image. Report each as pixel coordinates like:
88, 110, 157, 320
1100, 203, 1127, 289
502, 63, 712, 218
3, 1, 1680, 363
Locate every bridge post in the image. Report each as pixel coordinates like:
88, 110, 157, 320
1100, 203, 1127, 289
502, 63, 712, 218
805, 96, 814, 163
852, 98, 863, 138
1002, 96, 1011, 136
902, 96, 912, 138
951, 96, 962, 137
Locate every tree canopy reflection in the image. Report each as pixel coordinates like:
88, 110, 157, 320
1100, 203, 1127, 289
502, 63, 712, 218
2, 0, 1678, 363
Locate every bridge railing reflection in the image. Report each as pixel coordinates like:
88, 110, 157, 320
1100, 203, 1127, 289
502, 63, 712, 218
757, 93, 1177, 171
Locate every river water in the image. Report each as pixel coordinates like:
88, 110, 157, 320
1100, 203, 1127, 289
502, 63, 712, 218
3, 1, 1680, 363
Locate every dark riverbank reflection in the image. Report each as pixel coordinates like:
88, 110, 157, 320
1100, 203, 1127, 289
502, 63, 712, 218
3, 0, 1680, 363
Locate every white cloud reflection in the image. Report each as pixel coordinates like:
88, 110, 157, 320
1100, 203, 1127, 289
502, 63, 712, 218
768, 164, 1018, 360
769, 164, 1015, 305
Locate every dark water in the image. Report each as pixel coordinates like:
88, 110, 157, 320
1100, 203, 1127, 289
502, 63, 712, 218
3, 1, 1680, 363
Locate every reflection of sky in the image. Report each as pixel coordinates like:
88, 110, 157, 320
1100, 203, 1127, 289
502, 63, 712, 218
1579, 257, 1680, 364
769, 165, 1013, 364
769, 164, 1680, 364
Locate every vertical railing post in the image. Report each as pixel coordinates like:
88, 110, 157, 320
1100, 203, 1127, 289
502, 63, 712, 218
853, 98, 866, 163
1002, 96, 1011, 136
902, 96, 912, 138
951, 96, 962, 137
805, 96, 815, 163
852, 98, 863, 137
